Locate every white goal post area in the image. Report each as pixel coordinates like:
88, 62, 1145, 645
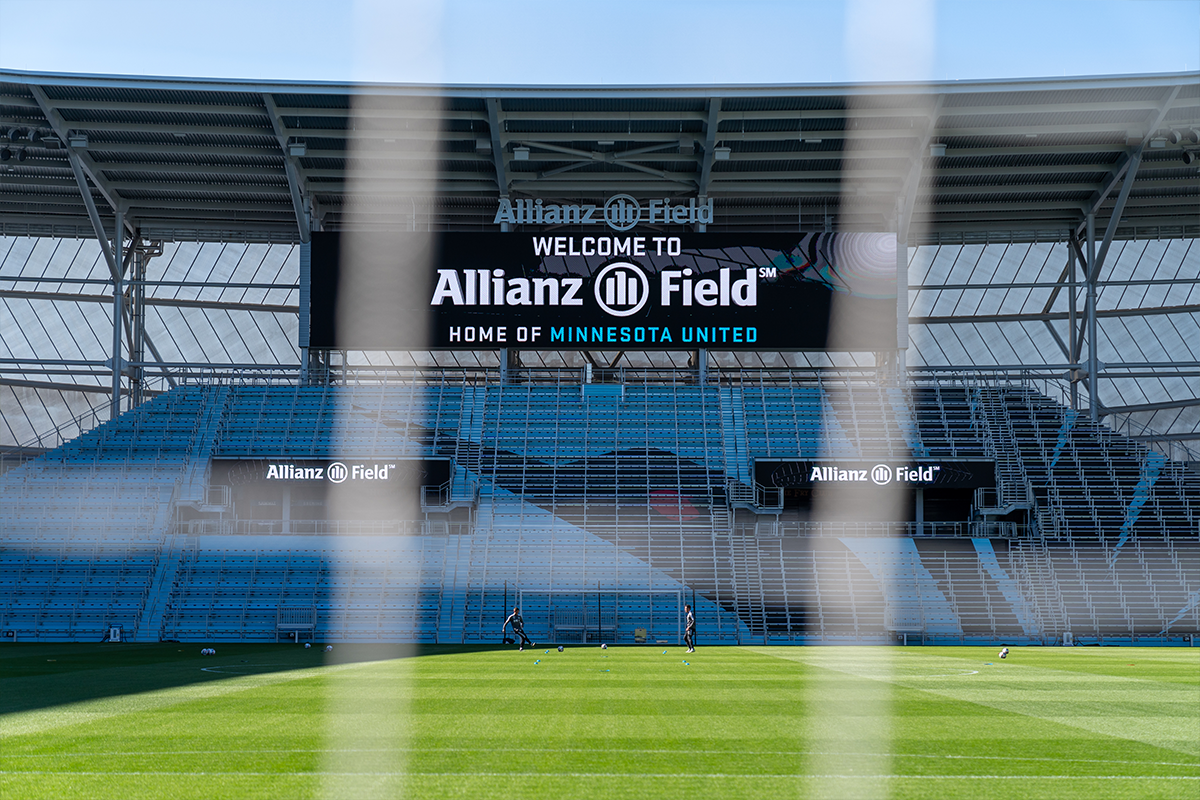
515, 590, 683, 645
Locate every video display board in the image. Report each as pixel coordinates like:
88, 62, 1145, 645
308, 230, 898, 350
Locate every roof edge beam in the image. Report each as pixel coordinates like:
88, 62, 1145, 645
1089, 147, 1142, 284
697, 98, 722, 202
913, 301, 1200, 325
486, 99, 509, 202
898, 95, 944, 243
1074, 84, 1181, 238
263, 94, 312, 243
1101, 397, 1200, 416
65, 149, 118, 281
29, 85, 135, 238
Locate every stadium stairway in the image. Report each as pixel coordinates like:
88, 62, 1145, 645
133, 534, 186, 642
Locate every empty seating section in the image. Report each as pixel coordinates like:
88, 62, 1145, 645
164, 540, 450, 642
910, 386, 989, 458
995, 388, 1200, 544
213, 384, 482, 463
1, 380, 1197, 643
0, 544, 156, 640
1042, 539, 1200, 639
475, 385, 726, 530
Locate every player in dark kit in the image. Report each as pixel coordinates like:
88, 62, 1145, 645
502, 607, 533, 650
684, 604, 696, 653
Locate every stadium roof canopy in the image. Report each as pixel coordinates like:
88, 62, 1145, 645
1, 70, 1198, 456
1, 69, 1198, 244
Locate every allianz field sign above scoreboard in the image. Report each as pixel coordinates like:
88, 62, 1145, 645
307, 197, 898, 350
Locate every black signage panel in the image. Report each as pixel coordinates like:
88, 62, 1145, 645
308, 231, 898, 350
753, 460, 997, 490
210, 459, 450, 521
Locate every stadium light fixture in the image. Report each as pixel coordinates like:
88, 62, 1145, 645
287, 139, 307, 157
1148, 137, 1167, 148
68, 134, 88, 148
513, 146, 531, 160
713, 146, 731, 160
1183, 150, 1197, 166
1187, 129, 1200, 145
14, 149, 26, 163
0, 148, 10, 162
929, 143, 946, 157
1166, 130, 1183, 145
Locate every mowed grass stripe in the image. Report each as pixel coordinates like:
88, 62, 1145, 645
4, 769, 1200, 779
6, 747, 1197, 766
1, 644, 1197, 800
755, 645, 1200, 758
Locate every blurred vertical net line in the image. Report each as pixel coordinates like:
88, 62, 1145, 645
320, 17, 446, 798
803, 2, 936, 796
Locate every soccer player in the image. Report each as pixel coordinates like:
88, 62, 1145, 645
503, 607, 533, 650
684, 604, 696, 653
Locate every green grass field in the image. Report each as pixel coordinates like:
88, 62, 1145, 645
1, 642, 1197, 799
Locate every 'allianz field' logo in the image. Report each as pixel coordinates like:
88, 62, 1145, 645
594, 261, 649, 317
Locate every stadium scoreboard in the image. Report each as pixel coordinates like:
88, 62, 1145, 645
306, 228, 899, 350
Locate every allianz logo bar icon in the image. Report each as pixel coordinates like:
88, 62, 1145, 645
494, 194, 714, 231
594, 262, 649, 316
604, 195, 639, 231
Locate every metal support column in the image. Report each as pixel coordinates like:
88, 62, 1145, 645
1067, 242, 1078, 410
1085, 213, 1099, 423
894, 197, 911, 385
697, 349, 708, 385
131, 246, 146, 407
110, 209, 124, 419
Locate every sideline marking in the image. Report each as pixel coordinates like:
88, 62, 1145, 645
6, 748, 1197, 769
1, 770, 1196, 780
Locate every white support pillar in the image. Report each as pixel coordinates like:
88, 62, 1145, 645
110, 209, 124, 420
1068, 242, 1078, 410
1085, 213, 1099, 423
893, 196, 910, 385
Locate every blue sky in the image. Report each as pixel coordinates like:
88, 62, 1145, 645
0, 0, 1196, 84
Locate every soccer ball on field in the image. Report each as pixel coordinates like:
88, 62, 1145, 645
304, 642, 311, 649
999, 647, 1009, 659
557, 645, 564, 652
325, 645, 333, 652
601, 643, 607, 649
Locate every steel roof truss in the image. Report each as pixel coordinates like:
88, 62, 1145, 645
29, 86, 135, 238
486, 99, 509, 201
263, 94, 311, 243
